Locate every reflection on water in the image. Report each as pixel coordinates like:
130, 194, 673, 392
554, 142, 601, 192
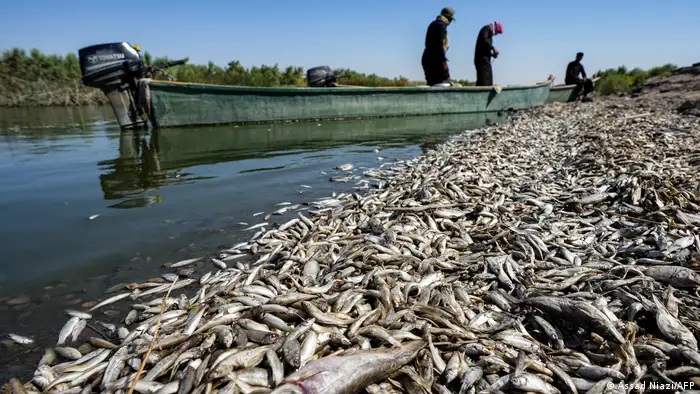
98, 112, 508, 206
0, 106, 115, 133
98, 132, 169, 200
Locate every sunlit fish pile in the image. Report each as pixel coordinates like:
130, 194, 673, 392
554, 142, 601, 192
8, 101, 700, 394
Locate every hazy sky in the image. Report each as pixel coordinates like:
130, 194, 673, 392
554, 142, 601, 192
1, 0, 698, 85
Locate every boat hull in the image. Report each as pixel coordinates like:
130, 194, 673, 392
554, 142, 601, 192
546, 85, 577, 103
547, 77, 600, 103
148, 79, 554, 128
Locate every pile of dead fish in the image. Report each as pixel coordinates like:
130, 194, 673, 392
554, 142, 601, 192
7, 100, 700, 394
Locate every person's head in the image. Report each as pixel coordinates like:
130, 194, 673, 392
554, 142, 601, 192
492, 21, 504, 35
440, 7, 456, 23
576, 52, 584, 61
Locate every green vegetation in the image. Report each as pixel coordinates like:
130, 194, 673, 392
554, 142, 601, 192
5, 47, 681, 106
0, 48, 108, 107
595, 64, 678, 95
140, 53, 476, 87
1, 48, 474, 107
330, 68, 474, 87
148, 54, 308, 87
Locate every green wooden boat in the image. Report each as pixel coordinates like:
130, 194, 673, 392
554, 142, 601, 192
546, 77, 600, 103
77, 42, 554, 130
147, 77, 555, 128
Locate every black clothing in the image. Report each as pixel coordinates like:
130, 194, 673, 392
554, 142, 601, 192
565, 60, 587, 85
474, 25, 495, 86
422, 19, 450, 85
566, 59, 592, 99
425, 19, 448, 58
475, 60, 493, 86
422, 53, 449, 86
474, 25, 494, 64
572, 78, 594, 99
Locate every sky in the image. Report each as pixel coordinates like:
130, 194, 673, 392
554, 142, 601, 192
1, 0, 698, 85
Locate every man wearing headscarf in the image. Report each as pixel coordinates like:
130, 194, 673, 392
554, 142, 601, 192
474, 21, 503, 86
566, 52, 594, 100
421, 7, 456, 86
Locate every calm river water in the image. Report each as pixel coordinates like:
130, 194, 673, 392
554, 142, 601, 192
0, 105, 508, 381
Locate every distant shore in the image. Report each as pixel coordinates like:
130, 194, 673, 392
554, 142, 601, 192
1, 46, 696, 109
0, 76, 108, 107
0, 48, 449, 108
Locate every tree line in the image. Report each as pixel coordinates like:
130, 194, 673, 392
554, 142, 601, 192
0, 48, 449, 107
0, 47, 683, 107
0, 48, 106, 107
143, 53, 477, 88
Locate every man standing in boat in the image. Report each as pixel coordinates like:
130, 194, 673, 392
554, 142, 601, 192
422, 7, 456, 86
566, 52, 594, 101
474, 21, 503, 86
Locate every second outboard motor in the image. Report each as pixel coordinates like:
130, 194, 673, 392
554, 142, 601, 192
78, 42, 148, 129
306, 66, 338, 87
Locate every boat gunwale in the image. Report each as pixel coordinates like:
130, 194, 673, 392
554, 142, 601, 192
149, 77, 555, 95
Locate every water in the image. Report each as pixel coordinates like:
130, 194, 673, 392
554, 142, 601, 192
0, 105, 508, 382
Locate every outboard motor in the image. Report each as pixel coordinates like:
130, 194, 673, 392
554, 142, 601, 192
78, 42, 187, 130
78, 42, 148, 129
306, 66, 338, 87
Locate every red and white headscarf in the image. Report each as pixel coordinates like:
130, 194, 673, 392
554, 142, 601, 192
491, 21, 504, 35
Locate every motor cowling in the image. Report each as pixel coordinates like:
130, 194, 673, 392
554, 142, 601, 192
79, 42, 143, 88
306, 66, 338, 87
78, 42, 148, 129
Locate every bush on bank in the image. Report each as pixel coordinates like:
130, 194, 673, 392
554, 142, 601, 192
595, 64, 678, 95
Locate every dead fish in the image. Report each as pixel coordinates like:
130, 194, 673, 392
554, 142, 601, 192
21, 102, 700, 394
8, 333, 34, 345
38, 348, 57, 366
336, 164, 354, 171
59, 317, 81, 346
211, 258, 227, 269
243, 222, 268, 231
55, 346, 82, 360
653, 295, 698, 350
170, 257, 202, 268
65, 310, 92, 320
272, 340, 425, 394
89, 293, 131, 311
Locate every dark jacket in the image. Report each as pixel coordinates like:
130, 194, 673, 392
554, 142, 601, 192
565, 60, 587, 84
424, 19, 448, 62
474, 25, 494, 63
